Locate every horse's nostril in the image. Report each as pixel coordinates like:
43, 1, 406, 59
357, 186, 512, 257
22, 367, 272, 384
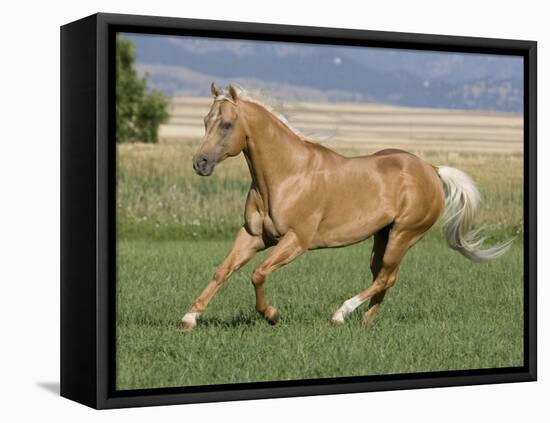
193, 154, 211, 174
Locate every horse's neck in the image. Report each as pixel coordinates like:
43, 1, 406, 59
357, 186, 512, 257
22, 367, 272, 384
241, 102, 309, 206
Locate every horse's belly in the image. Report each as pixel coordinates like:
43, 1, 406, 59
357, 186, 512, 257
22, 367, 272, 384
311, 210, 393, 249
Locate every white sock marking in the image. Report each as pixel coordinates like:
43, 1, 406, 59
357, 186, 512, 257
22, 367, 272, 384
332, 295, 364, 323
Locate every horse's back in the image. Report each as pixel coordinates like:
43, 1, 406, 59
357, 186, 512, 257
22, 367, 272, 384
371, 148, 413, 157
353, 148, 438, 181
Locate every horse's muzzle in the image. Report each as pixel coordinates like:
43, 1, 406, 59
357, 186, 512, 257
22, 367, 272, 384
192, 153, 215, 176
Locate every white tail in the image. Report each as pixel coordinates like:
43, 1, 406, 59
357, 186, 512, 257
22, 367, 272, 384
437, 166, 512, 262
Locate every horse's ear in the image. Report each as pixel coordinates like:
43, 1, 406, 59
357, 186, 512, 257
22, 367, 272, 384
210, 82, 220, 98
228, 85, 239, 102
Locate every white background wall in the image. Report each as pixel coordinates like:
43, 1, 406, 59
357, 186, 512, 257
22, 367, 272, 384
1, 0, 546, 421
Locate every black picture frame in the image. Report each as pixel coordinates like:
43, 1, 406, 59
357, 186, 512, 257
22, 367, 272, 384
60, 12, 537, 409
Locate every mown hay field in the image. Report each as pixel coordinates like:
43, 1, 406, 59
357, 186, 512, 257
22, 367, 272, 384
116, 98, 524, 390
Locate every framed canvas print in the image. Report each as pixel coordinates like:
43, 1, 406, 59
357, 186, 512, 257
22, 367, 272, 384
60, 13, 537, 409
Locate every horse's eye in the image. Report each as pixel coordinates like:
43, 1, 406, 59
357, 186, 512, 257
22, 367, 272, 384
221, 122, 233, 130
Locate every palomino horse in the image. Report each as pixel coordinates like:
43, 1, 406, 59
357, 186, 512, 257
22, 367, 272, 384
181, 83, 511, 331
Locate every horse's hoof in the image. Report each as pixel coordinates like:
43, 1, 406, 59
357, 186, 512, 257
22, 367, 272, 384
180, 321, 196, 332
264, 305, 279, 325
362, 310, 378, 326
331, 311, 345, 324
180, 313, 198, 332
362, 316, 375, 327
180, 320, 195, 332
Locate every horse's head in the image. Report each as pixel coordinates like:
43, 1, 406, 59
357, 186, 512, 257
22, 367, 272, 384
192, 83, 247, 176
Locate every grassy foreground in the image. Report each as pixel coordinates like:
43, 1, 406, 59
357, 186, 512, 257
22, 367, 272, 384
116, 233, 523, 390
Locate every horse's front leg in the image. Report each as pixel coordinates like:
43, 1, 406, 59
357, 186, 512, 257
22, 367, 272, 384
181, 227, 265, 332
251, 231, 305, 324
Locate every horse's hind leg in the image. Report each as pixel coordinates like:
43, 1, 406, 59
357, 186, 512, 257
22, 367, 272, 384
364, 226, 399, 324
332, 226, 422, 324
332, 227, 388, 323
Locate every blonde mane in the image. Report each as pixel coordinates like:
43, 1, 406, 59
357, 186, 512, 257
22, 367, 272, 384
215, 87, 306, 141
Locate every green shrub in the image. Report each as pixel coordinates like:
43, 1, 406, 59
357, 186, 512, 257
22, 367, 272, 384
116, 36, 169, 143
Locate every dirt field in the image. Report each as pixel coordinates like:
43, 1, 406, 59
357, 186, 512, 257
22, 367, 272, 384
159, 96, 523, 155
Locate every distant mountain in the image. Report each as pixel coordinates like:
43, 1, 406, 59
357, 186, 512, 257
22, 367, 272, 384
136, 63, 376, 103
342, 47, 523, 84
126, 34, 523, 112
446, 77, 523, 111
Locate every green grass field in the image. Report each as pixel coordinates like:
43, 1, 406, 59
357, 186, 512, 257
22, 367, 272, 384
116, 140, 524, 391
